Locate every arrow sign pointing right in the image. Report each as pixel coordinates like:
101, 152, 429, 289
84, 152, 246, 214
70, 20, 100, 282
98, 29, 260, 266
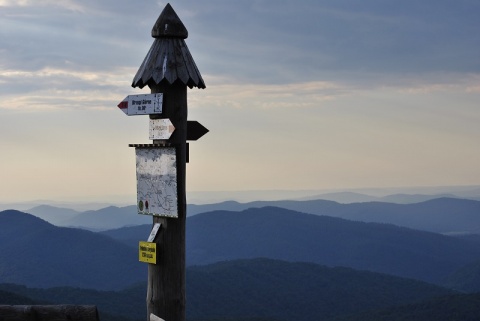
149, 119, 175, 140
187, 121, 209, 141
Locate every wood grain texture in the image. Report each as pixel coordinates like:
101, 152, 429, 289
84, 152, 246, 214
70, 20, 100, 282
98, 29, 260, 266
146, 83, 188, 321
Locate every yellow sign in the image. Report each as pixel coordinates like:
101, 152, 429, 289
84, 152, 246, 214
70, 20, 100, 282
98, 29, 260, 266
139, 241, 157, 264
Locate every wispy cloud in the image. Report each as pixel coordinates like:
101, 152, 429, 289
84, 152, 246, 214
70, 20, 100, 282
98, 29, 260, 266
0, 67, 136, 110
192, 80, 345, 110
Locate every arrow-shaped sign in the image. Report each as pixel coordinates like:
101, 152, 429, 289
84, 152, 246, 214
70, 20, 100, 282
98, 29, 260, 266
149, 119, 175, 140
118, 93, 163, 116
187, 121, 209, 141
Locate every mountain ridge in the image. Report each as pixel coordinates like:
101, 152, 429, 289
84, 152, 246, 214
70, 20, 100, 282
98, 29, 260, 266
21, 197, 480, 235
0, 210, 145, 290
185, 206, 480, 284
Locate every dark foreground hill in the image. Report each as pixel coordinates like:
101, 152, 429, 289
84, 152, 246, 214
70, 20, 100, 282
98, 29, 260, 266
0, 259, 455, 321
0, 210, 145, 290
330, 293, 480, 321
0, 289, 36, 305
443, 259, 480, 292
186, 259, 453, 321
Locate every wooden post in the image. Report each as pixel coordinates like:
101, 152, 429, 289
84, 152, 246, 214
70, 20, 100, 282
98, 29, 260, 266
146, 83, 188, 320
131, 4, 205, 321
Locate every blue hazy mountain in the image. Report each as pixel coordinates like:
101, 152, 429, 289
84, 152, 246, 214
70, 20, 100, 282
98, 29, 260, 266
0, 210, 145, 290
185, 207, 480, 284
23, 197, 480, 235
298, 191, 457, 203
101, 206, 480, 285
100, 224, 152, 248
188, 197, 480, 235
25, 204, 80, 225
5, 205, 480, 289
59, 205, 149, 230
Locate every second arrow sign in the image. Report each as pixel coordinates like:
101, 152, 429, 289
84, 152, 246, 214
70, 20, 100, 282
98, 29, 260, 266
187, 121, 209, 141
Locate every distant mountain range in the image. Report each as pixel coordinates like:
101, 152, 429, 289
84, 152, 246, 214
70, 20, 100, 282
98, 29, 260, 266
3, 190, 480, 321
100, 206, 480, 286
25, 205, 150, 230
24, 197, 480, 235
297, 191, 461, 203
188, 197, 480, 235
186, 186, 480, 204
22, 204, 80, 225
3, 206, 480, 291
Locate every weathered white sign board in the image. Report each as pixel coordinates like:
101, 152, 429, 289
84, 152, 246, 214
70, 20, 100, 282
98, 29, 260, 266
118, 93, 163, 116
149, 119, 175, 140
135, 147, 178, 218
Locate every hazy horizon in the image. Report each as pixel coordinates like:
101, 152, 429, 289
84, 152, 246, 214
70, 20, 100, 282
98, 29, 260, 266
1, 184, 480, 212
1, 1, 479, 203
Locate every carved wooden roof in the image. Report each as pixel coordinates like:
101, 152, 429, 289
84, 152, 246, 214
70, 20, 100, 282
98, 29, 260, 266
132, 3, 205, 89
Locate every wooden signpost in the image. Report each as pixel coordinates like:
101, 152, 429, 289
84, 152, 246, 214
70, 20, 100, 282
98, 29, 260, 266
117, 3, 207, 321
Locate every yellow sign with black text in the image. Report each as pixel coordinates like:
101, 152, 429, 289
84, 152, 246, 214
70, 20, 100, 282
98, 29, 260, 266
139, 241, 157, 264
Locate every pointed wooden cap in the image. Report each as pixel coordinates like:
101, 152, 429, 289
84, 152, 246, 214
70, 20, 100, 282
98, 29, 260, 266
152, 3, 188, 39
131, 3, 205, 89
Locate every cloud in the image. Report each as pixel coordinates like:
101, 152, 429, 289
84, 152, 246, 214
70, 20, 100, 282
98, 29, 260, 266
181, 0, 480, 84
190, 78, 345, 110
1, 0, 480, 202
2, 0, 479, 87
0, 66, 135, 110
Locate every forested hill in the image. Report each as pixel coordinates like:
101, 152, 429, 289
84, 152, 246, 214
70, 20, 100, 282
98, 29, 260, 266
100, 206, 480, 286
330, 293, 480, 321
186, 206, 480, 284
0, 258, 456, 321
0, 210, 145, 290
3, 206, 480, 291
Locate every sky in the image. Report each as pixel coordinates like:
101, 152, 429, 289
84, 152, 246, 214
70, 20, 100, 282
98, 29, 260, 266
1, 0, 480, 204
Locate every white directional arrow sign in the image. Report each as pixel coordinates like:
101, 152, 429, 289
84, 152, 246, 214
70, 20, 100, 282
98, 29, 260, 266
117, 93, 163, 116
149, 118, 176, 140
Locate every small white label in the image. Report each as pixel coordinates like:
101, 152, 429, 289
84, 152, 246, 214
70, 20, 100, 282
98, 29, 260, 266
147, 223, 162, 242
